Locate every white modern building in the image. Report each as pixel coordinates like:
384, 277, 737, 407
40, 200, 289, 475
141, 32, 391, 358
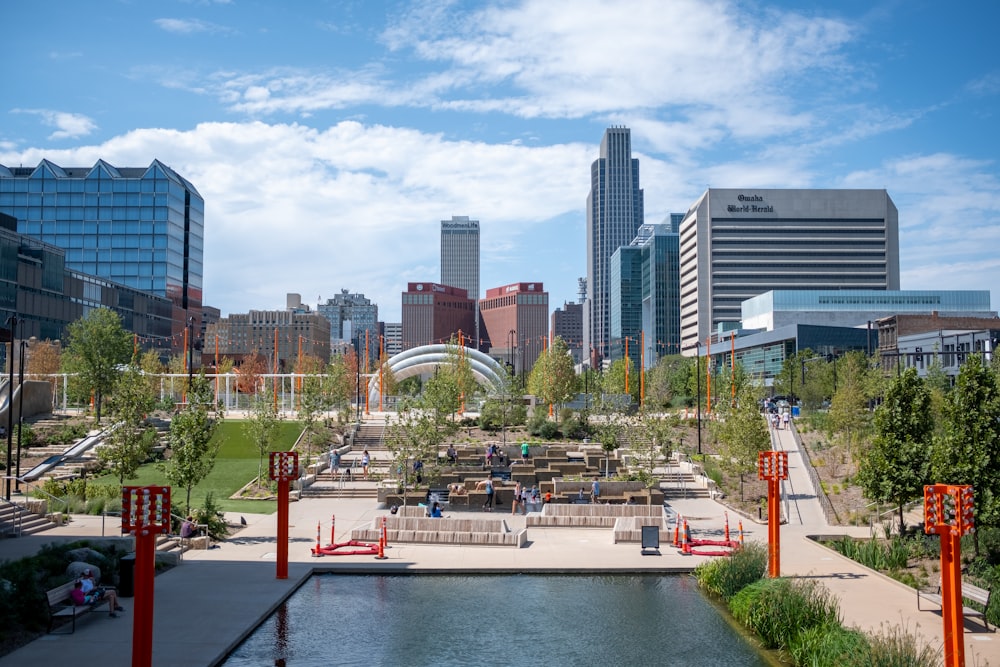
679, 188, 899, 353
742, 290, 993, 332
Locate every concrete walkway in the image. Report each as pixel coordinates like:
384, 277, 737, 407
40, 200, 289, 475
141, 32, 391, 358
0, 424, 994, 666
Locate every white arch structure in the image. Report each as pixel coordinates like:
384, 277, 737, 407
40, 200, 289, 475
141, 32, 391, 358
367, 344, 507, 407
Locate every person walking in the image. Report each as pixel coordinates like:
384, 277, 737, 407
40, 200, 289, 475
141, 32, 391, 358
483, 477, 495, 512
591, 478, 600, 504
521, 441, 530, 463
512, 481, 522, 515
361, 450, 371, 479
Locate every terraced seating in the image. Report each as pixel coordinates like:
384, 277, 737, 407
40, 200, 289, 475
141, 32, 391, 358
612, 516, 672, 544
351, 513, 526, 547
526, 503, 664, 528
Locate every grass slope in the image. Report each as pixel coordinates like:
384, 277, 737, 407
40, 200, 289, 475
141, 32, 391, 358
98, 420, 304, 514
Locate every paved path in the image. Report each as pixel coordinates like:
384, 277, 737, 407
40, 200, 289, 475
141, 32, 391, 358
0, 420, 995, 666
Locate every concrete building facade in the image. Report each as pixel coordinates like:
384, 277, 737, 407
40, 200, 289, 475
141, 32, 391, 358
401, 282, 475, 351
205, 310, 331, 369
317, 290, 379, 366
480, 282, 549, 378
679, 188, 899, 353
441, 216, 480, 346
551, 301, 583, 365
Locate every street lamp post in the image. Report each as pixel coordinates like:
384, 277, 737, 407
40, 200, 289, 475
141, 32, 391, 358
15, 340, 26, 492
187, 316, 195, 394
4, 314, 17, 501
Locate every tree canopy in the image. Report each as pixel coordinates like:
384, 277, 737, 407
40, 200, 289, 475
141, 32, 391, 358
62, 308, 133, 423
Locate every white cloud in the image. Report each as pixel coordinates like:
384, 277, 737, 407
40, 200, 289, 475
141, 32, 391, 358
0, 121, 593, 319
155, 18, 232, 35
10, 109, 97, 140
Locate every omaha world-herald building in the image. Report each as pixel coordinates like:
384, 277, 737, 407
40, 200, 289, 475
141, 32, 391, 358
679, 189, 899, 353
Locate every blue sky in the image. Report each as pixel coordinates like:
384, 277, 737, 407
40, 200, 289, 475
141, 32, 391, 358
3, 0, 998, 321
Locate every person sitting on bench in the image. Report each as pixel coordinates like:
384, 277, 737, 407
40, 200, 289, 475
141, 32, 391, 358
75, 575, 123, 618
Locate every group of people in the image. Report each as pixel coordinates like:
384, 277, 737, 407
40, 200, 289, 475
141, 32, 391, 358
510, 481, 541, 515
769, 412, 790, 430
71, 568, 124, 618
328, 448, 372, 480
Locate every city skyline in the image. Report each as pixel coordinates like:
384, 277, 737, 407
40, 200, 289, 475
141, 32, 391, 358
2, 1, 998, 321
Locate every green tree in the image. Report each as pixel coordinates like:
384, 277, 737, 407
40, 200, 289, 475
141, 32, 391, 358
100, 359, 158, 484
711, 382, 769, 502
422, 368, 462, 426
932, 353, 1000, 550
627, 411, 679, 487
826, 352, 874, 467
596, 412, 623, 478
856, 367, 933, 533
527, 337, 578, 414
602, 356, 637, 403
644, 355, 692, 410
384, 406, 443, 504
161, 372, 224, 510
62, 308, 132, 423
244, 391, 282, 491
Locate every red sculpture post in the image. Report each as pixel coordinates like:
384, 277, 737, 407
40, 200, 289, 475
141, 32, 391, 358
270, 451, 299, 580
122, 486, 171, 667
924, 484, 974, 667
758, 450, 788, 578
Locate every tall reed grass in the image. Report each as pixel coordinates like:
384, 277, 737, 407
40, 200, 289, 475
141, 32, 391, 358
694, 542, 767, 600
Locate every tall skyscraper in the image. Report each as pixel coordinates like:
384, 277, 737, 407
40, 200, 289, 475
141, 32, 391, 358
0, 159, 204, 348
678, 188, 899, 352
441, 216, 480, 346
585, 127, 644, 363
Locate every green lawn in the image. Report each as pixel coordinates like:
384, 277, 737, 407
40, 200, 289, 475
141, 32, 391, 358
96, 420, 304, 514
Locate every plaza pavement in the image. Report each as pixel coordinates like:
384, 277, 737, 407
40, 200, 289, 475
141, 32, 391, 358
0, 422, 995, 666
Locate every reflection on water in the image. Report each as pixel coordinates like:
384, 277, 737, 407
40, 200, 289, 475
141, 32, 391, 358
223, 574, 768, 667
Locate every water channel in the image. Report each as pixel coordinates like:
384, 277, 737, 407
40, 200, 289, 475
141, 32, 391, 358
222, 574, 769, 666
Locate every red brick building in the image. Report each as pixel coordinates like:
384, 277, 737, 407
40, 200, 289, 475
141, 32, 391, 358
401, 283, 476, 350
480, 282, 549, 377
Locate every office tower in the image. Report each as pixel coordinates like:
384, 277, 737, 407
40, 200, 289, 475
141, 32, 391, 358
0, 159, 204, 348
0, 212, 172, 350
441, 216, 480, 346
585, 127, 644, 363
551, 301, 584, 365
678, 189, 899, 353
382, 322, 403, 357
480, 282, 550, 376
317, 290, 379, 366
401, 283, 475, 351
610, 222, 684, 371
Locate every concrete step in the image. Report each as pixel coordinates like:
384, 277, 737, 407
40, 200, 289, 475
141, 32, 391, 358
301, 486, 379, 499
0, 502, 58, 538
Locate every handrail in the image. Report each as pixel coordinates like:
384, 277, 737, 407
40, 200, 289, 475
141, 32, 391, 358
0, 497, 28, 537
3, 476, 70, 515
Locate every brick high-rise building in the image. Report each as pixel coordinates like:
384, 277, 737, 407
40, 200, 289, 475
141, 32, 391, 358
401, 282, 475, 350
480, 282, 549, 378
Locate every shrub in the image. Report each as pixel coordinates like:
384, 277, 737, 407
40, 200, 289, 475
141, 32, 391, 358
194, 492, 228, 540
787, 623, 869, 667
861, 623, 938, 667
729, 577, 840, 650
694, 542, 767, 600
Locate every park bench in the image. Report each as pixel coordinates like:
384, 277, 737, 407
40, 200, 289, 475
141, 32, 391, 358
47, 581, 98, 634
917, 579, 992, 631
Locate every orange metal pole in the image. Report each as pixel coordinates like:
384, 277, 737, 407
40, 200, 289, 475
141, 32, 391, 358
276, 477, 289, 579
365, 330, 370, 374
640, 331, 645, 407
273, 328, 279, 412
768, 477, 780, 577
941, 530, 964, 667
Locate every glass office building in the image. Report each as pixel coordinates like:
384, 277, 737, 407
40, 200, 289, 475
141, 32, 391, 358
0, 159, 204, 348
586, 127, 644, 361
610, 223, 681, 370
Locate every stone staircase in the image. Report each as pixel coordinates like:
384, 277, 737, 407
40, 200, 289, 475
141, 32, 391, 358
0, 499, 58, 538
659, 471, 711, 500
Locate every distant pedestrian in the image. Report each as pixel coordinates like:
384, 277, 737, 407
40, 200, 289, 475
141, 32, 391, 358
485, 444, 493, 468
591, 479, 600, 504
330, 449, 341, 475
782, 412, 790, 429
413, 459, 424, 484
521, 442, 530, 463
483, 477, 495, 511
512, 481, 522, 515
361, 450, 371, 479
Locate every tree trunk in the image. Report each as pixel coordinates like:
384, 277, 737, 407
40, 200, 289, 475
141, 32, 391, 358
897, 504, 905, 536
